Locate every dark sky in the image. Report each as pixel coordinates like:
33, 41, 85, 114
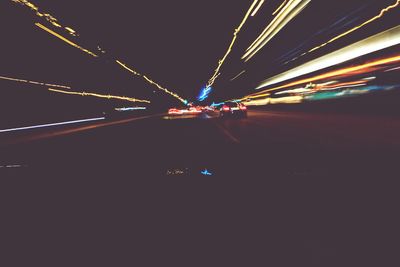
1, 0, 399, 109
35, 0, 252, 97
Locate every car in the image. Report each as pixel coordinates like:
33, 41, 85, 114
168, 108, 185, 115
219, 102, 247, 118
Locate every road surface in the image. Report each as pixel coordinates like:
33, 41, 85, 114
1, 109, 399, 265
1, 109, 399, 177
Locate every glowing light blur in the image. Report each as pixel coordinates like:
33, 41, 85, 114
48, 88, 150, 103
243, 0, 311, 61
35, 23, 98, 57
257, 25, 400, 90
0, 117, 105, 133
206, 0, 261, 88
198, 87, 212, 102
286, 0, 400, 63
201, 169, 213, 176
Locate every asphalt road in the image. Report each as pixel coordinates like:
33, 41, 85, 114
1, 109, 399, 177
1, 109, 399, 265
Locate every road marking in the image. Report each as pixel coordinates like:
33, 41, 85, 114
0, 114, 163, 146
213, 122, 240, 144
0, 117, 105, 133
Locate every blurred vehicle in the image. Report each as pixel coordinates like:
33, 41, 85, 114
168, 108, 184, 115
168, 106, 202, 115
219, 102, 247, 118
188, 106, 202, 114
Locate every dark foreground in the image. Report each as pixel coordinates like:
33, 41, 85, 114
1, 109, 399, 266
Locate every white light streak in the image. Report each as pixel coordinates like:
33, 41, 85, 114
0, 117, 105, 133
257, 25, 400, 90
114, 107, 147, 111
384, 66, 400, 72
243, 0, 311, 61
230, 70, 246, 81
251, 0, 265, 16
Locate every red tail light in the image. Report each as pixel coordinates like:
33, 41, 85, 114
240, 105, 247, 110
222, 105, 230, 111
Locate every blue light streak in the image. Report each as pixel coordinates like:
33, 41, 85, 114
201, 169, 213, 176
198, 86, 212, 102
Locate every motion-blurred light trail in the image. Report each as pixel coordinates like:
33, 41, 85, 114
253, 54, 400, 96
0, 75, 71, 89
13, 1, 183, 104
230, 70, 246, 81
11, 0, 78, 36
114, 107, 147, 111
384, 66, 400, 72
286, 0, 400, 64
257, 25, 400, 90
273, 0, 289, 15
243, 0, 311, 61
115, 60, 186, 103
0, 74, 148, 103
48, 88, 151, 103
35, 23, 98, 57
198, 86, 212, 101
206, 0, 261, 88
0, 117, 105, 133
251, 0, 265, 16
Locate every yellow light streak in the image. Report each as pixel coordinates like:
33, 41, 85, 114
11, 0, 78, 36
115, 60, 186, 103
115, 60, 140, 76
35, 23, 97, 57
286, 0, 400, 64
243, 0, 311, 61
273, 0, 288, 15
251, 0, 265, 17
48, 88, 150, 103
206, 0, 261, 88
240, 92, 271, 101
0, 74, 149, 103
0, 75, 71, 89
252, 54, 400, 96
12, 2, 181, 104
246, 0, 306, 50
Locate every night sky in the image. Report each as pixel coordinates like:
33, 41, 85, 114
1, 0, 399, 109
